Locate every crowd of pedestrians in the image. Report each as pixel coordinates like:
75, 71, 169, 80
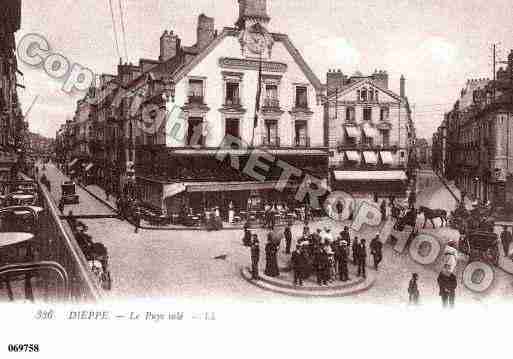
245, 216, 460, 309
246, 224, 383, 286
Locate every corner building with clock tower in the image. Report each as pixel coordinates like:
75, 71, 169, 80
131, 0, 329, 219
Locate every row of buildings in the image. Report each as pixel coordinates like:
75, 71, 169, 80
55, 0, 416, 216
0, 0, 29, 180
433, 50, 513, 213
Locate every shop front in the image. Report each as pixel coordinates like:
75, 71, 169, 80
331, 170, 408, 198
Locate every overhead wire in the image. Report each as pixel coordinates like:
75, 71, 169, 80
118, 0, 129, 62
108, 0, 122, 61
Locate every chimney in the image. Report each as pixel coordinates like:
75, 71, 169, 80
326, 69, 345, 95
372, 70, 389, 89
196, 14, 215, 50
159, 30, 181, 62
400, 75, 406, 98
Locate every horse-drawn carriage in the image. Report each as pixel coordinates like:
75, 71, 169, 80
459, 230, 500, 266
61, 181, 79, 205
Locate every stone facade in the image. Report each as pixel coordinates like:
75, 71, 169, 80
323, 70, 415, 195
435, 50, 513, 208
0, 0, 27, 178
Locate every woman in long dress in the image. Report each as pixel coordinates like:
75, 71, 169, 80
264, 237, 280, 277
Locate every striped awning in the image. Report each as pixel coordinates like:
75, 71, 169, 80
345, 151, 361, 163
363, 151, 378, 165
333, 170, 408, 181
362, 123, 379, 138
380, 151, 394, 165
163, 183, 187, 199
345, 126, 360, 138
186, 181, 296, 193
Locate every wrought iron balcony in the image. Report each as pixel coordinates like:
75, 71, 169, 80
262, 98, 280, 109
187, 94, 205, 105
224, 97, 241, 107
294, 136, 310, 147
294, 101, 309, 110
261, 136, 281, 148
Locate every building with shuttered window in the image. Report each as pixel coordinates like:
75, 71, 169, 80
324, 70, 415, 197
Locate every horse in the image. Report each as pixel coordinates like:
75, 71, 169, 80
418, 206, 447, 228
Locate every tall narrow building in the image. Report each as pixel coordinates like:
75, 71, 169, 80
0, 0, 25, 180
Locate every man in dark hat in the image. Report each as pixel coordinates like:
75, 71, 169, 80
242, 223, 252, 247
408, 189, 417, 209
284, 224, 293, 254
291, 245, 305, 286
338, 241, 349, 282
340, 226, 351, 248
438, 264, 457, 308
133, 208, 141, 234
357, 239, 367, 279
352, 237, 360, 265
250, 235, 260, 280
311, 228, 322, 247
500, 226, 512, 257
370, 233, 383, 271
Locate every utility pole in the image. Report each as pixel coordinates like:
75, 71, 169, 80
493, 43, 496, 102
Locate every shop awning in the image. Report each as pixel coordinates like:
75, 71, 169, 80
163, 183, 187, 199
186, 181, 297, 193
345, 151, 361, 163
380, 151, 394, 165
85, 163, 94, 171
69, 158, 78, 167
345, 126, 360, 138
171, 148, 327, 156
333, 170, 408, 182
362, 151, 378, 165
362, 123, 379, 138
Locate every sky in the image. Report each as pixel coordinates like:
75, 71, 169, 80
14, 0, 513, 139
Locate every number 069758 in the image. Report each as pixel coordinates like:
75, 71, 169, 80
7, 344, 40, 352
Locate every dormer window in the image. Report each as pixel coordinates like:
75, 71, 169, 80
188, 78, 205, 104
346, 107, 355, 122
380, 107, 389, 121
361, 88, 368, 102
295, 86, 308, 108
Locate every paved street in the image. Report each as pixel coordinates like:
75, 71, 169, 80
41, 164, 513, 306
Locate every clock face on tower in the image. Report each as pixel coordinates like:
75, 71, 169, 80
246, 32, 267, 54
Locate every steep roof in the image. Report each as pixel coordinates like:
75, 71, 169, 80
170, 27, 323, 91
326, 77, 402, 103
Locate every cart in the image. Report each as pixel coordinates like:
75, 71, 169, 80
61, 181, 79, 204
459, 230, 500, 266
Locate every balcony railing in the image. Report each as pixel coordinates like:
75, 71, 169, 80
294, 101, 309, 110
262, 98, 280, 109
294, 136, 310, 147
187, 95, 205, 105
224, 97, 241, 107
0, 178, 102, 302
261, 136, 281, 148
